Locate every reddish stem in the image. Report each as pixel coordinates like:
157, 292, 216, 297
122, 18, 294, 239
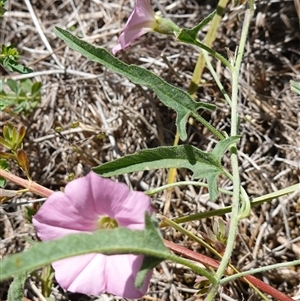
0, 169, 53, 198
244, 275, 293, 301
164, 239, 293, 301
164, 239, 220, 270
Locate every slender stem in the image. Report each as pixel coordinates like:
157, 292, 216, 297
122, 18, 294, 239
0, 169, 53, 198
166, 252, 217, 284
159, 215, 223, 259
0, 94, 37, 101
191, 112, 225, 140
146, 180, 234, 196
221, 259, 300, 284
205, 5, 254, 300
192, 39, 233, 71
202, 50, 232, 106
159, 183, 300, 226
166, 131, 179, 188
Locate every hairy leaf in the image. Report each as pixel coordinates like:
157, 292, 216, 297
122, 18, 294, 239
94, 137, 239, 200
0, 213, 169, 282
54, 27, 215, 141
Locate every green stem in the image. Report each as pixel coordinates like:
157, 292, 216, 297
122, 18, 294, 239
159, 183, 299, 225
192, 39, 233, 71
0, 94, 37, 101
167, 253, 217, 284
205, 5, 254, 300
160, 215, 222, 259
191, 111, 225, 140
202, 50, 232, 106
146, 180, 233, 196
220, 259, 300, 284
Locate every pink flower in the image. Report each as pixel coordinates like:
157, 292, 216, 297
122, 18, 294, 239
113, 0, 180, 54
32, 172, 153, 298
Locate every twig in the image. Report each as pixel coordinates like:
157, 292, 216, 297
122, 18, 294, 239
23, 0, 64, 69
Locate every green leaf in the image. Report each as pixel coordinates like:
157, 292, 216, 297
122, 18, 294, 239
1, 45, 19, 59
0, 213, 170, 281
0, 135, 12, 149
211, 135, 240, 158
54, 27, 215, 141
176, 18, 231, 69
7, 272, 27, 301
0, 6, 6, 13
94, 137, 240, 200
31, 81, 42, 97
2, 57, 33, 74
0, 158, 8, 169
0, 79, 41, 113
135, 214, 164, 288
0, 7, 7, 17
19, 79, 32, 93
290, 80, 300, 95
7, 79, 19, 94
0, 158, 8, 187
184, 10, 216, 37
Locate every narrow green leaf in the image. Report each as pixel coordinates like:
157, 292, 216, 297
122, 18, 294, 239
54, 27, 215, 141
94, 137, 239, 200
0, 213, 169, 281
0, 78, 4, 91
2, 58, 33, 74
290, 80, 300, 95
0, 151, 15, 160
186, 10, 216, 37
0, 135, 12, 149
3, 122, 13, 142
0, 158, 8, 169
0, 99, 11, 110
0, 177, 6, 187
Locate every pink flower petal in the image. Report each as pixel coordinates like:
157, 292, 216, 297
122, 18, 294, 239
125, 0, 155, 28
33, 173, 152, 237
105, 254, 152, 298
113, 0, 157, 54
112, 189, 153, 229
52, 253, 106, 295
32, 172, 153, 298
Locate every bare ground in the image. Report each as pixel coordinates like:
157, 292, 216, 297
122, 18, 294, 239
1, 0, 300, 300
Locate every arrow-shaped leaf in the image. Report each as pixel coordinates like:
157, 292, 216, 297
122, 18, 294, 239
94, 137, 239, 200
54, 27, 215, 141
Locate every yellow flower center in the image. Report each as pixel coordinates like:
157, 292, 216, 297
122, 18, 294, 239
96, 216, 119, 230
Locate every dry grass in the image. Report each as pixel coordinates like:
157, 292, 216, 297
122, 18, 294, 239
1, 0, 300, 300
